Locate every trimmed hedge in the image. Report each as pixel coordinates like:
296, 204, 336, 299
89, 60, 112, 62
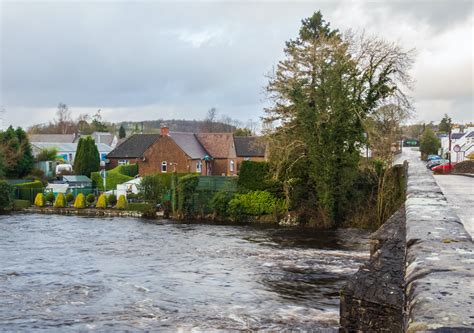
91, 169, 133, 191
53, 193, 66, 208
34, 193, 46, 207
14, 180, 44, 189
128, 202, 153, 213
96, 194, 107, 209
74, 193, 86, 209
116, 164, 138, 177
107, 194, 117, 207
45, 192, 55, 205
13, 199, 30, 210
116, 195, 127, 210
237, 161, 271, 191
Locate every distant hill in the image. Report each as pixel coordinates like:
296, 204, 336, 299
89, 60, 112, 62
120, 119, 237, 134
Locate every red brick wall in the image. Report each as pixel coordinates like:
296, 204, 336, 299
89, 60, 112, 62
139, 136, 203, 175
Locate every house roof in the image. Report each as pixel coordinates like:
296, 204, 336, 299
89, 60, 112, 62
29, 134, 76, 143
465, 131, 474, 138
195, 133, 234, 158
31, 142, 112, 153
234, 136, 266, 157
169, 132, 207, 159
75, 132, 116, 146
107, 134, 160, 158
62, 175, 92, 183
451, 132, 465, 140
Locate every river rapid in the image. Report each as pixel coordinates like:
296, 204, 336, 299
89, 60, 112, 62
0, 214, 369, 332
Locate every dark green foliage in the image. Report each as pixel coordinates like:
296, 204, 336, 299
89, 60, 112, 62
128, 202, 154, 213
127, 193, 138, 200
227, 190, 285, 219
237, 161, 271, 191
66, 193, 75, 205
45, 192, 55, 205
209, 191, 235, 218
13, 199, 30, 210
138, 175, 163, 202
177, 174, 199, 216
0, 126, 34, 178
119, 125, 126, 139
420, 127, 440, 158
73, 137, 100, 177
107, 194, 117, 206
13, 180, 45, 203
0, 181, 13, 211
234, 128, 252, 136
86, 193, 96, 205
36, 148, 58, 162
438, 114, 452, 134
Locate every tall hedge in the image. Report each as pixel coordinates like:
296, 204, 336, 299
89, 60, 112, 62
177, 174, 199, 216
74, 137, 100, 177
237, 161, 271, 191
0, 181, 13, 211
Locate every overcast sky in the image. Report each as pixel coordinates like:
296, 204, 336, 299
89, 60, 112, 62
1, 0, 473, 129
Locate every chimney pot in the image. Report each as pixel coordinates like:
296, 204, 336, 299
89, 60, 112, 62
160, 125, 169, 137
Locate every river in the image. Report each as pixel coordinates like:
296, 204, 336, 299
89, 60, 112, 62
0, 214, 369, 332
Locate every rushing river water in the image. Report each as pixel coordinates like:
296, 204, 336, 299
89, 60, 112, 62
0, 214, 369, 332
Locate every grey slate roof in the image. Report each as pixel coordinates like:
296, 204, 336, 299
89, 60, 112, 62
62, 175, 92, 183
29, 134, 76, 143
170, 132, 207, 159
465, 131, 474, 138
31, 142, 112, 152
107, 134, 160, 158
451, 132, 465, 140
234, 136, 265, 157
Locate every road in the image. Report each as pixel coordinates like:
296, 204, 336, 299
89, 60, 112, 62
433, 174, 474, 237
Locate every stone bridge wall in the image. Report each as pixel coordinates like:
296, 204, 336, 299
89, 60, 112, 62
340, 156, 474, 332
404, 157, 473, 331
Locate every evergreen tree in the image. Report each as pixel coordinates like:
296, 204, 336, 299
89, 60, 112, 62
438, 114, 452, 134
264, 11, 413, 225
118, 125, 126, 139
0, 126, 34, 178
73, 137, 100, 177
420, 128, 440, 156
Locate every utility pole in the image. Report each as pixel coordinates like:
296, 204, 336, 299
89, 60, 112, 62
448, 122, 452, 166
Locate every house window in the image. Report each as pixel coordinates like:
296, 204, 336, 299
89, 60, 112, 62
196, 160, 202, 173
161, 161, 167, 173
118, 160, 129, 166
230, 160, 235, 172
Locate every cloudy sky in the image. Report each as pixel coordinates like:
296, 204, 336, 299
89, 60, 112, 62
1, 0, 473, 129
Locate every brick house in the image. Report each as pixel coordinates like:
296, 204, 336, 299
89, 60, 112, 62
106, 127, 266, 176
233, 136, 266, 172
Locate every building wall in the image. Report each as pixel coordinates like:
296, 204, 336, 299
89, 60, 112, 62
139, 136, 204, 175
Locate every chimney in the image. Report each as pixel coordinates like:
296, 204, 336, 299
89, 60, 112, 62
160, 124, 169, 137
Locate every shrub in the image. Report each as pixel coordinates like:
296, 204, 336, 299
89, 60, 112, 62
227, 190, 285, 219
127, 192, 139, 200
96, 194, 107, 209
116, 164, 139, 177
0, 181, 13, 211
107, 194, 117, 207
138, 175, 163, 202
13, 199, 30, 210
74, 193, 86, 209
34, 193, 46, 207
209, 191, 235, 218
116, 195, 127, 210
237, 161, 271, 191
90, 164, 139, 191
86, 193, 96, 206
53, 193, 66, 208
127, 202, 151, 212
177, 174, 200, 216
65, 193, 75, 206
45, 191, 55, 205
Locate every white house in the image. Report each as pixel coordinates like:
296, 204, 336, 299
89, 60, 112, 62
440, 126, 474, 162
31, 142, 113, 164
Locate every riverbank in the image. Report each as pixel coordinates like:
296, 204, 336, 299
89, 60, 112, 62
22, 206, 152, 218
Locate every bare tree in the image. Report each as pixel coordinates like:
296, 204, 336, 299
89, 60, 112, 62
56, 103, 72, 134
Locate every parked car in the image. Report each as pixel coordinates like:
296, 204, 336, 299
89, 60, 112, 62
427, 155, 442, 161
426, 159, 446, 169
432, 162, 456, 174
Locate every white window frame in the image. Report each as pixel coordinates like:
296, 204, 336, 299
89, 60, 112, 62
118, 159, 129, 166
196, 160, 202, 173
230, 160, 235, 172
161, 161, 167, 173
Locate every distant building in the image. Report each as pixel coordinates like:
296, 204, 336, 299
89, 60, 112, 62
31, 142, 112, 164
106, 127, 267, 176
